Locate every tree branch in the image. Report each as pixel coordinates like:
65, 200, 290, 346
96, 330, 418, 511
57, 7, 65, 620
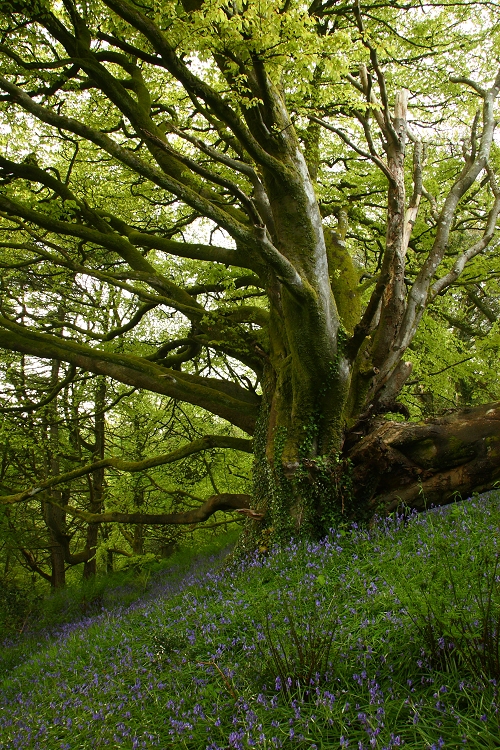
0, 192, 206, 316
310, 116, 395, 184
0, 435, 253, 507
0, 319, 260, 433
49, 492, 257, 526
379, 66, 500, 377
430, 197, 500, 299
139, 128, 263, 226
0, 76, 264, 254
0, 365, 77, 413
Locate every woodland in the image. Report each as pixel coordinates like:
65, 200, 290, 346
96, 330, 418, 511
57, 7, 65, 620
0, 0, 500, 592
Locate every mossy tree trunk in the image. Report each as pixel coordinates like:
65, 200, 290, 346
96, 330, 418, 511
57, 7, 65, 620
83, 378, 106, 580
234, 84, 408, 539
43, 359, 67, 589
239, 80, 500, 541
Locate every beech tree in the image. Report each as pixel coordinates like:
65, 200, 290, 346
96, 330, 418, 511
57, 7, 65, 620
0, 0, 500, 546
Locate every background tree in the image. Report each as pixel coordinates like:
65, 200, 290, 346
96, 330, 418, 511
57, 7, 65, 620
0, 0, 499, 549
0, 356, 248, 587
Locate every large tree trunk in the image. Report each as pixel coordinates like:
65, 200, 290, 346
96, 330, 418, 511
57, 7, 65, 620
247, 401, 500, 548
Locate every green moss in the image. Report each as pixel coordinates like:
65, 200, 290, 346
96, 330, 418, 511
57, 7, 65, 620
485, 435, 499, 458
407, 438, 438, 466
406, 434, 476, 470
324, 229, 361, 333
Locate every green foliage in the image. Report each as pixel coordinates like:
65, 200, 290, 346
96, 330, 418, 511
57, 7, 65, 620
0, 578, 37, 636
0, 340, 249, 587
403, 301, 500, 418
0, 527, 241, 647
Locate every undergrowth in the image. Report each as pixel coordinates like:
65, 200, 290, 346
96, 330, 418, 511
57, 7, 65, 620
1, 496, 500, 749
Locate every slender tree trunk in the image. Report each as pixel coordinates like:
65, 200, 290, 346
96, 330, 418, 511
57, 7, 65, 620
132, 524, 144, 556
83, 379, 106, 580
43, 358, 66, 589
106, 549, 114, 573
82, 522, 99, 579
46, 530, 66, 589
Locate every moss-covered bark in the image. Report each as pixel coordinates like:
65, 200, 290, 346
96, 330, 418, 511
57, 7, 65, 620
348, 403, 500, 512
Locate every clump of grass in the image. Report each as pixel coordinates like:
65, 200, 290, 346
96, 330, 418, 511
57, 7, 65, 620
261, 581, 339, 694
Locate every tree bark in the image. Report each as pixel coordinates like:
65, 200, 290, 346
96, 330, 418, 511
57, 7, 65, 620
83, 378, 106, 580
348, 403, 500, 513
43, 358, 67, 589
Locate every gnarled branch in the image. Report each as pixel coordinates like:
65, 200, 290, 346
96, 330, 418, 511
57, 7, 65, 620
0, 434, 253, 507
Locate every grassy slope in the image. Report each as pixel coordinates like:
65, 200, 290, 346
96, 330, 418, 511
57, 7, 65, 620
1, 496, 500, 750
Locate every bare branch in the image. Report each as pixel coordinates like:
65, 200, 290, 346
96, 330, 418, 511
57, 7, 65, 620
402, 139, 424, 256
381, 65, 500, 376
310, 116, 395, 184
352, 3, 398, 144
430, 200, 500, 299
159, 122, 258, 181
449, 75, 486, 97
139, 128, 263, 226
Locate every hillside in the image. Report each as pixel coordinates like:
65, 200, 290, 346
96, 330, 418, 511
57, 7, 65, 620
2, 495, 500, 749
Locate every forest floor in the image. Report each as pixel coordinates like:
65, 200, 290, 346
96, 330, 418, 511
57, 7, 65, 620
1, 493, 500, 749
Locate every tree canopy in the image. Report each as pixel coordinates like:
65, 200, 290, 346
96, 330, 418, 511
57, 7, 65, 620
1, 0, 500, 574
